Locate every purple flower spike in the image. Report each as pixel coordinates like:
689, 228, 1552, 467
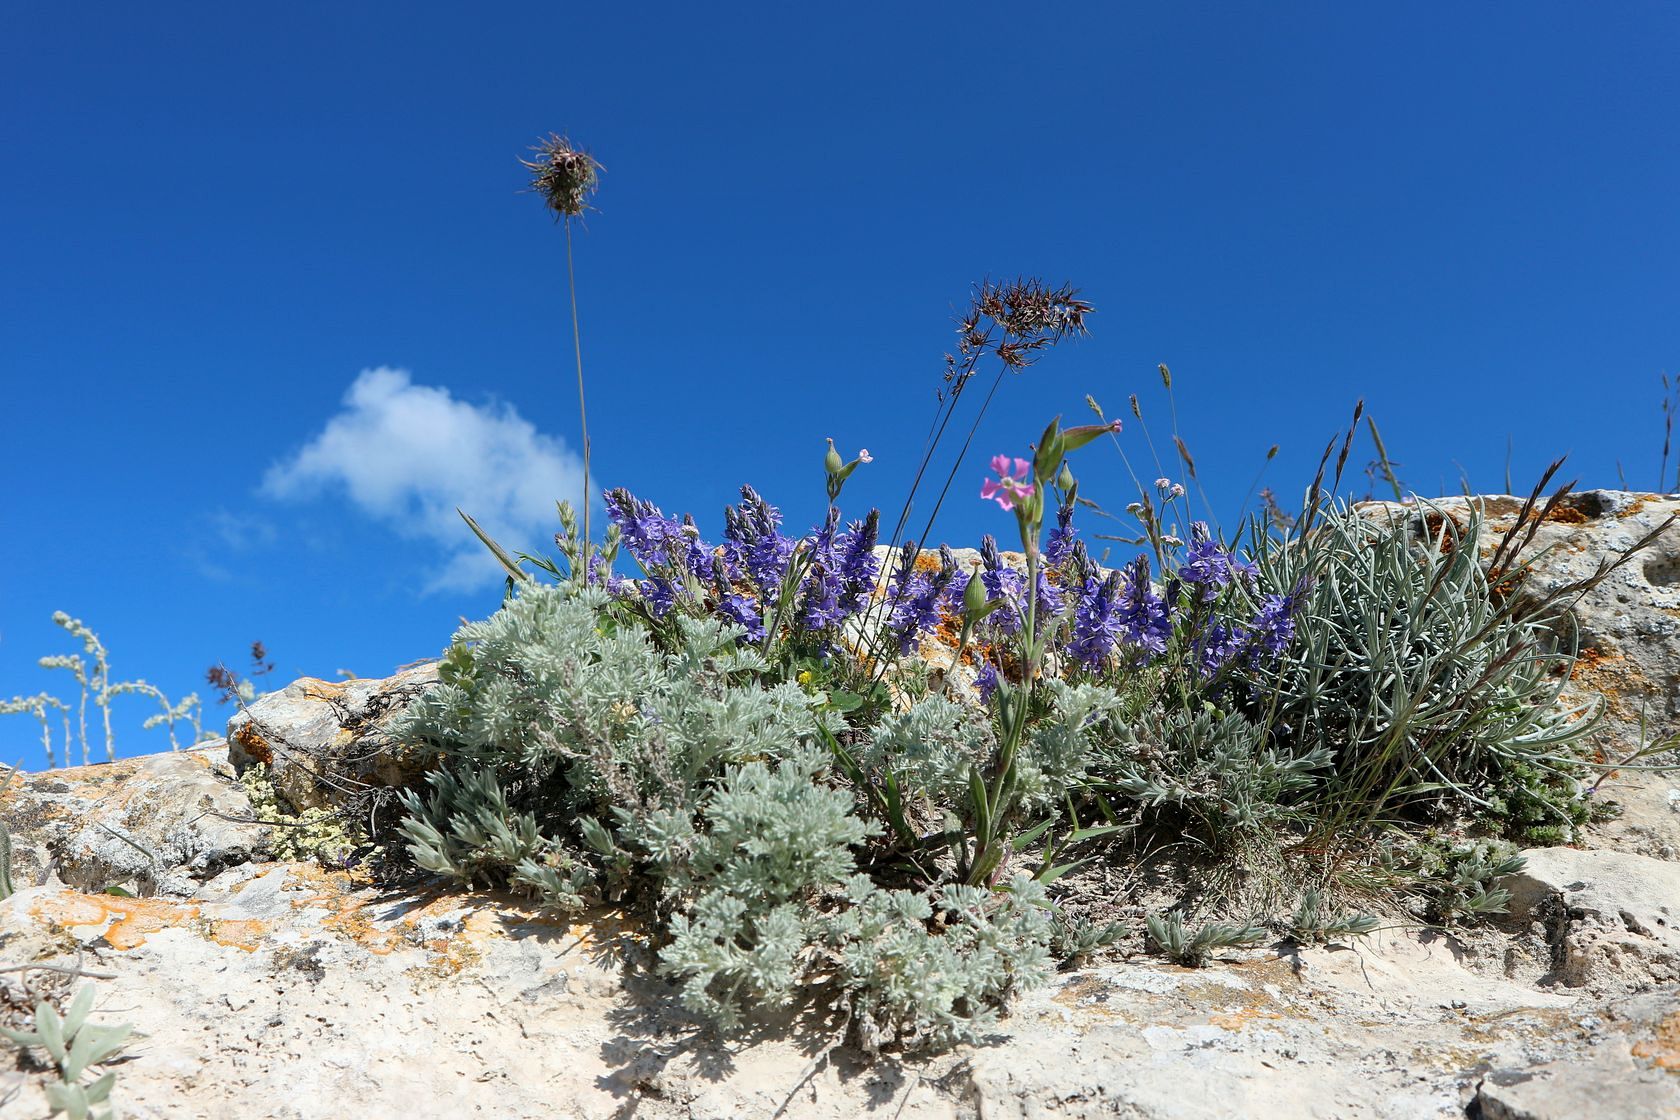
1044, 502, 1078, 566
1116, 556, 1172, 657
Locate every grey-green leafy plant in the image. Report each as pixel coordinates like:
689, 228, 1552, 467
0, 985, 132, 1120
109, 681, 203, 753
1097, 705, 1331, 853
1145, 910, 1268, 967
0, 695, 69, 769
651, 746, 878, 1025
1287, 887, 1379, 943
390, 578, 1058, 1049
1050, 911, 1131, 964
820, 874, 1051, 1053
240, 764, 359, 865
1248, 495, 1643, 838
1410, 839, 1526, 923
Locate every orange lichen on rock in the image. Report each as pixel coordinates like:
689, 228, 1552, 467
30, 892, 201, 951
209, 918, 271, 952
1632, 1010, 1680, 1072
233, 721, 273, 766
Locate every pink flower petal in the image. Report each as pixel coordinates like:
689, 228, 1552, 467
1012, 458, 1030, 480
990, 454, 1011, 476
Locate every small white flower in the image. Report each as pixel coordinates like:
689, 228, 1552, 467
858, 449, 873, 463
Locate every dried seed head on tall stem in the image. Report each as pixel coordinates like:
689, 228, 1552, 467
521, 134, 602, 220
521, 132, 602, 561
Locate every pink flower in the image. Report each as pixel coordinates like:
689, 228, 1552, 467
981, 455, 1036, 512
858, 449, 873, 463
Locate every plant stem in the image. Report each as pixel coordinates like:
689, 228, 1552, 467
565, 217, 592, 560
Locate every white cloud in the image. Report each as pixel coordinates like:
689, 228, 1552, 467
263, 368, 587, 593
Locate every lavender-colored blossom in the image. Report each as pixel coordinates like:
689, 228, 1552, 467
723, 486, 796, 601
605, 489, 684, 568
1044, 502, 1078, 566
1069, 569, 1125, 670
975, 660, 1000, 704
588, 554, 631, 596
717, 592, 765, 641
1178, 523, 1231, 600
1227, 551, 1260, 585
1033, 568, 1064, 620
677, 516, 718, 577
835, 512, 880, 611
801, 563, 847, 630
642, 576, 677, 618
886, 553, 955, 654
978, 536, 1027, 633
1116, 556, 1172, 656
1196, 622, 1249, 678
1248, 592, 1297, 657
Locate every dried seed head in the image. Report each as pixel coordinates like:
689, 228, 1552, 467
521, 133, 601, 220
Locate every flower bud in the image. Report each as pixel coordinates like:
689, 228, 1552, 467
1057, 462, 1075, 491
824, 438, 844, 477
963, 563, 988, 618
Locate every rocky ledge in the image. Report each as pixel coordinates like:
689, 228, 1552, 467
3, 491, 1679, 1119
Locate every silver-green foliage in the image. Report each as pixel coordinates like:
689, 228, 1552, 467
858, 695, 993, 811
822, 874, 1051, 1052
393, 581, 1055, 1046
0, 985, 132, 1120
1288, 887, 1379, 943
1415, 839, 1526, 922
1145, 910, 1267, 967
1251, 502, 1593, 823
394, 582, 832, 913
0, 764, 17, 900
649, 747, 1052, 1049
858, 681, 1122, 842
1099, 705, 1330, 846
652, 747, 879, 1026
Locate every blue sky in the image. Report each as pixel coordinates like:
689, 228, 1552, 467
3, 3, 1676, 768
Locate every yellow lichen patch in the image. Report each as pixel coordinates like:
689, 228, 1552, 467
30, 892, 201, 951
1207, 1004, 1285, 1032
1632, 1010, 1680, 1072
1050, 974, 1134, 1022
209, 918, 270, 952
297, 678, 350, 703
280, 865, 410, 956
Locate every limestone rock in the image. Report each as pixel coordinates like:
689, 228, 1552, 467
0, 745, 268, 896
223, 662, 439, 812
1, 868, 1660, 1120
1504, 846, 1680, 993
1475, 1046, 1680, 1119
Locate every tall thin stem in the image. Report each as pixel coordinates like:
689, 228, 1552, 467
565, 217, 592, 556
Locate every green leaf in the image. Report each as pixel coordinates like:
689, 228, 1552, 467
37, 1001, 66, 1064
85, 1071, 116, 1104
824, 690, 864, 714
1067, 823, 1132, 844
1036, 857, 1091, 885
457, 509, 531, 583
1011, 819, 1054, 851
